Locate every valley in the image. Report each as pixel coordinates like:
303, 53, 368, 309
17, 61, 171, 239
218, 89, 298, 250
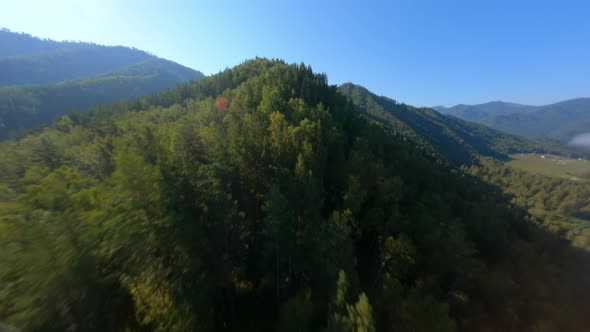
507, 153, 590, 181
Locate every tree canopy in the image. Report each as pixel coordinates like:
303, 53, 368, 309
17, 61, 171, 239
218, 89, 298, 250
1, 58, 589, 331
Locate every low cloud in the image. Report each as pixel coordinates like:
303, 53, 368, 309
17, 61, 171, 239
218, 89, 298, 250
568, 133, 590, 147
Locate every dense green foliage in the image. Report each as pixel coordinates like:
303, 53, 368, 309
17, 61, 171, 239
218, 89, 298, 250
0, 59, 203, 139
0, 29, 204, 139
467, 158, 590, 251
1, 59, 589, 331
437, 99, 590, 141
340, 84, 572, 165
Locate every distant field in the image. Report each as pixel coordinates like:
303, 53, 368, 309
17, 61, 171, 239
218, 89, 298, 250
507, 154, 590, 181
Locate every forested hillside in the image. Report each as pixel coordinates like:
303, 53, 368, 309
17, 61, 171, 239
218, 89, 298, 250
1, 58, 589, 332
466, 158, 590, 249
0, 29, 151, 86
340, 84, 570, 165
437, 99, 590, 142
0, 29, 204, 139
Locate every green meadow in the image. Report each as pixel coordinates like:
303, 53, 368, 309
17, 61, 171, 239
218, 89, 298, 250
507, 153, 590, 181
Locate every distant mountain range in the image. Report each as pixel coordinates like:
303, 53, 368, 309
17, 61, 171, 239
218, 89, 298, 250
434, 99, 590, 143
340, 84, 571, 164
0, 29, 204, 139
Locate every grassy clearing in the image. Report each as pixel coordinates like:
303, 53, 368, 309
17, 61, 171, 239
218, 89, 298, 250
507, 153, 590, 181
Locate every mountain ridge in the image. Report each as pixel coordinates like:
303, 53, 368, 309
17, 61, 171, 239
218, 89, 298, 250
0, 29, 205, 139
439, 98, 590, 141
338, 83, 573, 164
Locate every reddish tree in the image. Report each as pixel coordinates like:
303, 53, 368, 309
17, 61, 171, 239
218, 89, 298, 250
215, 96, 229, 112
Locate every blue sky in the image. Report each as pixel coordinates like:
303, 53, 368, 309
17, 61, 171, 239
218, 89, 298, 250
2, 0, 589, 106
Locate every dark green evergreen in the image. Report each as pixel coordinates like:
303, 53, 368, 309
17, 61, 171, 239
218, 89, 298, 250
0, 59, 589, 332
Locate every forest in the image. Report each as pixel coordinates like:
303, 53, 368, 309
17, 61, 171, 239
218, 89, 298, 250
466, 158, 590, 251
0, 29, 153, 85
1, 59, 590, 332
339, 83, 586, 165
0, 59, 203, 140
0, 29, 203, 140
